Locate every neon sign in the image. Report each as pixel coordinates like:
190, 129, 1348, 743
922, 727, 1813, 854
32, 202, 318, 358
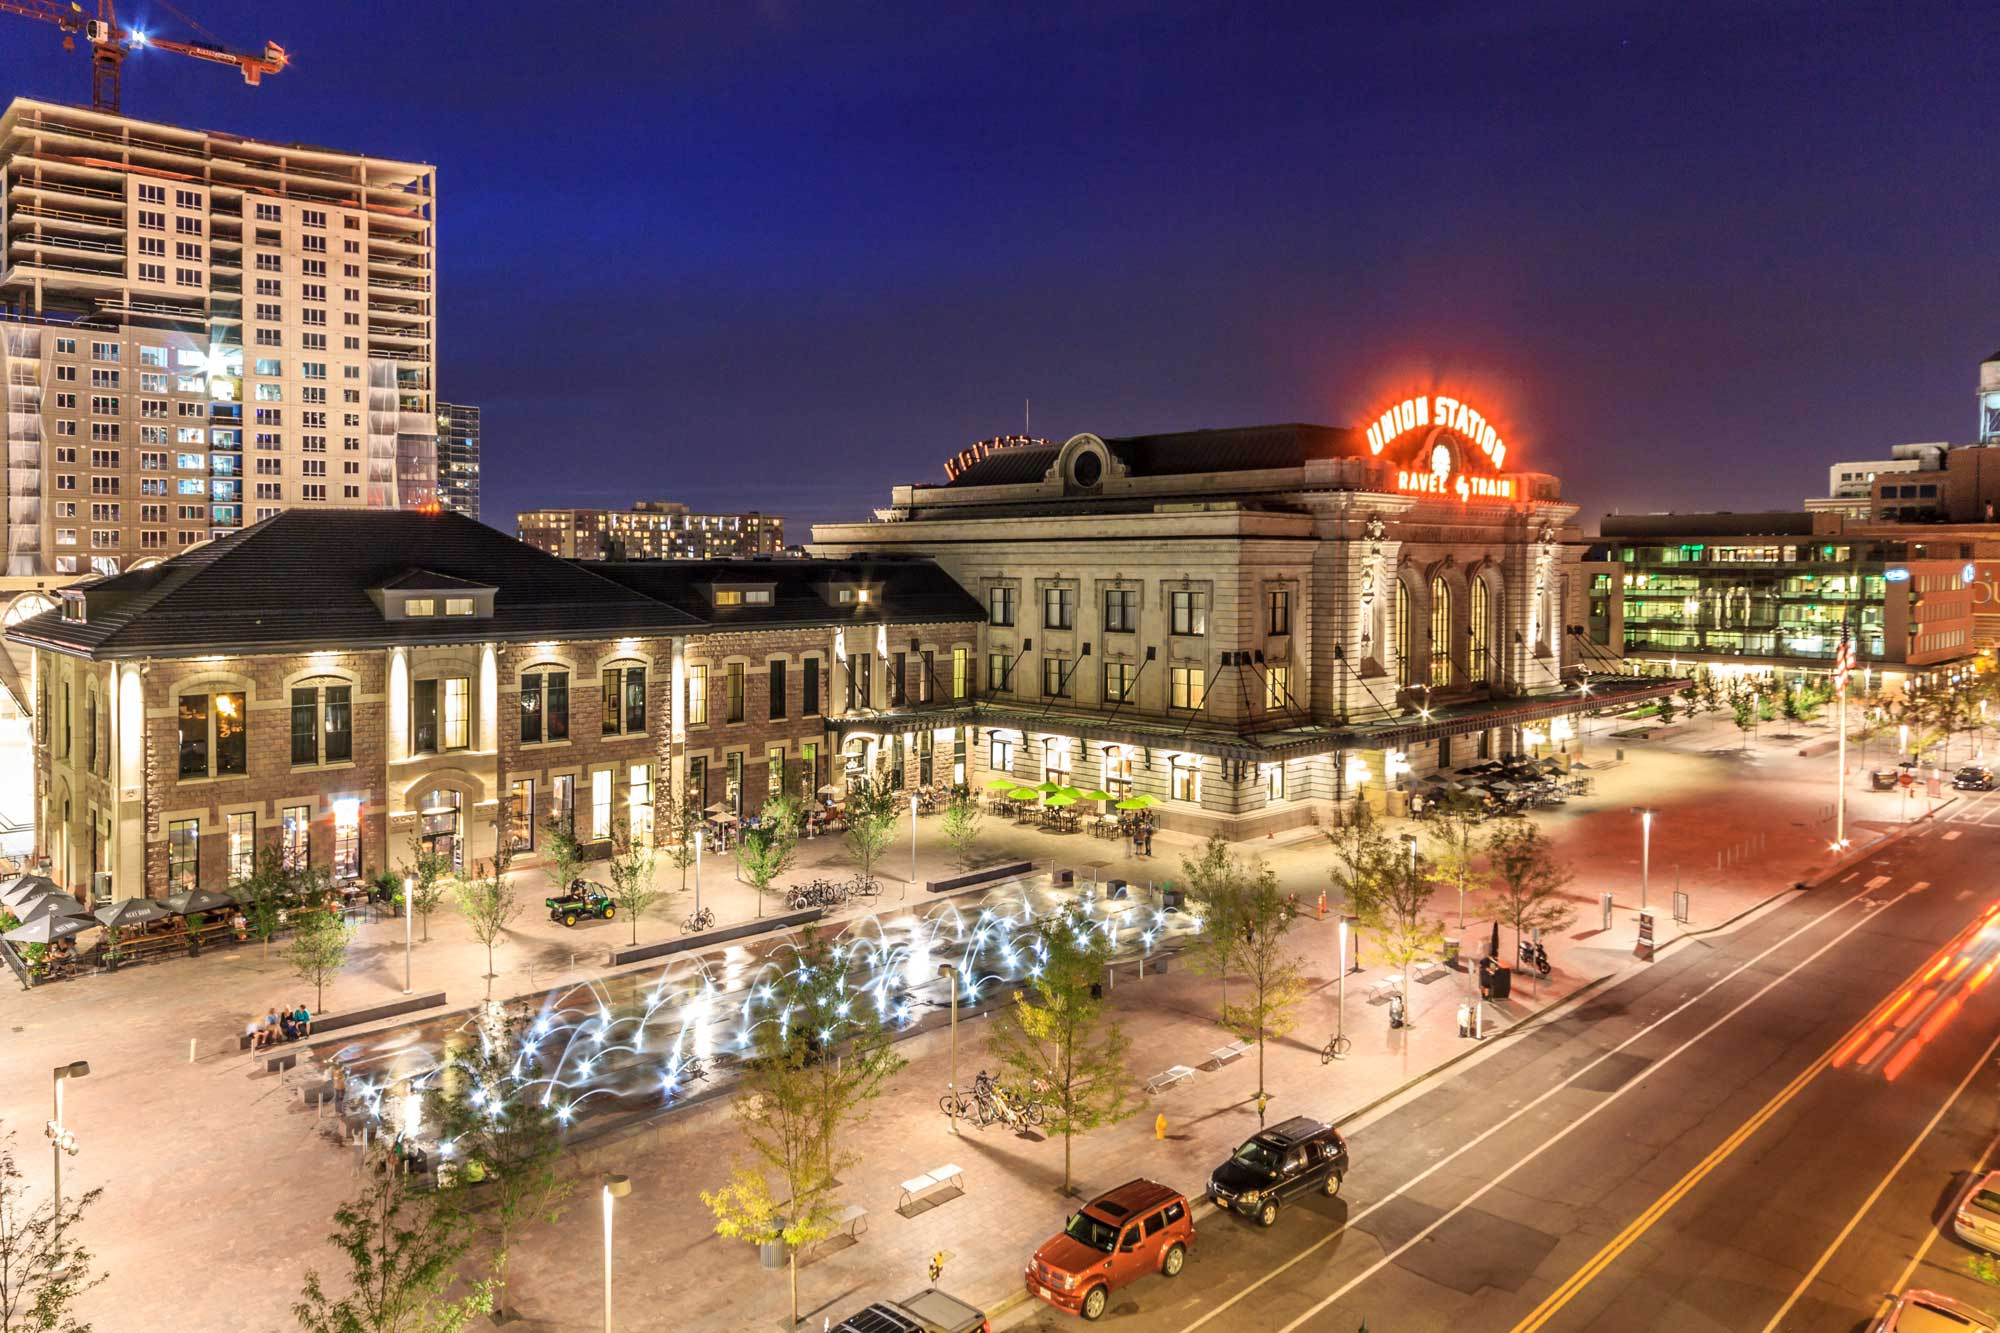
1393, 436, 1514, 501
1365, 393, 1507, 469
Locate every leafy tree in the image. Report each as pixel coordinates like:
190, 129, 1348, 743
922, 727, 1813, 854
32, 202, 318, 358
0, 1132, 103, 1333
604, 820, 660, 946
939, 792, 984, 867
427, 1007, 572, 1322
1425, 793, 1485, 928
295, 1146, 493, 1333
738, 793, 803, 912
395, 831, 454, 944
1326, 792, 1387, 915
289, 909, 352, 1012
1346, 840, 1444, 1035
1179, 836, 1243, 1016
1485, 817, 1577, 957
1218, 860, 1308, 1100
234, 844, 332, 959
986, 902, 1138, 1194
842, 779, 900, 885
702, 927, 902, 1324
653, 786, 703, 900
1653, 693, 1678, 727
454, 847, 519, 999
540, 819, 586, 902
1731, 694, 1757, 749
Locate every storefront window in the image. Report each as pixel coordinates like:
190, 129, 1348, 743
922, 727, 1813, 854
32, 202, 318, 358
168, 818, 198, 890
508, 779, 535, 852
629, 764, 652, 844
281, 804, 311, 870
418, 788, 462, 871
332, 799, 361, 880
226, 811, 255, 883
551, 774, 575, 837
590, 770, 612, 841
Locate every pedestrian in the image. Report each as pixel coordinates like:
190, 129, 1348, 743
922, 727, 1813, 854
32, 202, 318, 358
1256, 1091, 1269, 1126
331, 1062, 348, 1116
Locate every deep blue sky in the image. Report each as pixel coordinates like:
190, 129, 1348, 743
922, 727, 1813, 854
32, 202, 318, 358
3, 2, 1993, 537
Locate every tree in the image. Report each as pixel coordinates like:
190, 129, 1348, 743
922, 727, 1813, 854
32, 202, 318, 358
603, 821, 660, 946
986, 902, 1138, 1195
454, 847, 519, 999
702, 928, 902, 1324
427, 1006, 572, 1323
1653, 693, 1678, 727
939, 792, 984, 867
1731, 693, 1757, 750
0, 1132, 103, 1333
1217, 860, 1308, 1100
1179, 836, 1243, 1017
1486, 817, 1577, 957
539, 819, 586, 902
1346, 840, 1444, 1036
1425, 793, 1484, 929
396, 832, 454, 945
842, 779, 899, 884
1327, 792, 1387, 915
653, 786, 703, 900
738, 791, 804, 912
295, 1147, 493, 1333
290, 909, 352, 1012
234, 844, 333, 960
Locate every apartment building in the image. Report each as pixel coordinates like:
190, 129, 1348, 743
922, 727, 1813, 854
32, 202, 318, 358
518, 500, 785, 561
0, 96, 437, 591
435, 400, 480, 519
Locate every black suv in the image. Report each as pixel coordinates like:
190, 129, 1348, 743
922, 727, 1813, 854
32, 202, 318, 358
1955, 767, 1996, 792
1207, 1115, 1347, 1226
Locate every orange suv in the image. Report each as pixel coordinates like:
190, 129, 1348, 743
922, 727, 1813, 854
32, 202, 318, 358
1025, 1178, 1193, 1321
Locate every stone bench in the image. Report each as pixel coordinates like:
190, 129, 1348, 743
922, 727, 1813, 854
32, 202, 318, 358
241, 990, 450, 1050
898, 1164, 964, 1212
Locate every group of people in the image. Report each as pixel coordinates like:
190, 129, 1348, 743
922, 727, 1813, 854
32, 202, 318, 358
251, 1001, 314, 1049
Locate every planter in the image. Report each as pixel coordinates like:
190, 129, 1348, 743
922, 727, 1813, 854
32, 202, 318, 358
187, 938, 202, 958
98, 956, 120, 973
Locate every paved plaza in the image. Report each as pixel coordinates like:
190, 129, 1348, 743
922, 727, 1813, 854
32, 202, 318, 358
0, 704, 1960, 1331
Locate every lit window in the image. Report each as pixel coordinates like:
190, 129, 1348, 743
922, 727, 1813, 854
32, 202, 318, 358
405, 598, 435, 617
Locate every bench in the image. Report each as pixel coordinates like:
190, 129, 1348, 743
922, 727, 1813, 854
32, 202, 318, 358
1207, 1039, 1249, 1067
898, 1164, 964, 1212
822, 1203, 868, 1245
1365, 977, 1400, 1004
1144, 1065, 1196, 1094
265, 1051, 297, 1074
1414, 960, 1449, 985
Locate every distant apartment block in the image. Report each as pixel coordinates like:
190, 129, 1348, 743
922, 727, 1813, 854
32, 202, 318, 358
435, 401, 480, 519
518, 501, 784, 561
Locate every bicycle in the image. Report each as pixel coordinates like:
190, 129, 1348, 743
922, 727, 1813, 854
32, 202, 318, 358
1319, 1034, 1351, 1064
681, 906, 715, 934
851, 875, 880, 900
937, 1091, 977, 1121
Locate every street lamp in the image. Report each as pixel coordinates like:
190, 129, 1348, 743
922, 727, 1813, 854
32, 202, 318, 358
1631, 807, 1654, 910
402, 875, 414, 995
1333, 920, 1349, 1059
49, 1060, 87, 1231
937, 963, 960, 1133
908, 792, 919, 901
693, 829, 703, 916
601, 1173, 632, 1333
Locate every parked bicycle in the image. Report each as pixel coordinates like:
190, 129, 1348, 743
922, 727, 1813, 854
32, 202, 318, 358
1319, 1034, 1352, 1064
681, 905, 716, 934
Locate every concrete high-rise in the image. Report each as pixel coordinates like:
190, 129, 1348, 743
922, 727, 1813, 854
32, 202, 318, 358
0, 96, 437, 591
435, 400, 480, 519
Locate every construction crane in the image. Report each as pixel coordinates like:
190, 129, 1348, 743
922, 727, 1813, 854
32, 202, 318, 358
0, 0, 286, 114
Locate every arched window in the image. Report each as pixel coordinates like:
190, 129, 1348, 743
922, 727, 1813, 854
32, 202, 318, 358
1429, 575, 1452, 686
1395, 581, 1414, 687
1469, 578, 1492, 684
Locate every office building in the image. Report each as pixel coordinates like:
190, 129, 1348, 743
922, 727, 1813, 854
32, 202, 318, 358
518, 501, 784, 561
434, 401, 480, 518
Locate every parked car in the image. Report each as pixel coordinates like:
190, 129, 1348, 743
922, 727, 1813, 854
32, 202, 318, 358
1868, 1288, 1999, 1331
830, 1288, 988, 1333
1955, 767, 1997, 792
1026, 1178, 1193, 1321
1208, 1115, 1348, 1226
1955, 1171, 2000, 1253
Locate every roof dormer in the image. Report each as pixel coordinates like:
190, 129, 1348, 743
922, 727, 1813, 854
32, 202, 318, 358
709, 582, 776, 610
369, 569, 496, 621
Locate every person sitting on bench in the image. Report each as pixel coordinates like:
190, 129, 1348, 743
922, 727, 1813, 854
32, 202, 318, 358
291, 1002, 312, 1039
254, 1006, 282, 1050
279, 1004, 301, 1042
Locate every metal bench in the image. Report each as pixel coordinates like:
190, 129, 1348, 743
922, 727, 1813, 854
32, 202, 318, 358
1144, 1064, 1197, 1094
826, 1203, 867, 1242
1414, 960, 1449, 985
1207, 1039, 1250, 1067
898, 1164, 964, 1212
1365, 978, 1399, 1004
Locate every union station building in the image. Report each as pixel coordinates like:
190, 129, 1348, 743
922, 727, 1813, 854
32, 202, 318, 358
7, 399, 1675, 900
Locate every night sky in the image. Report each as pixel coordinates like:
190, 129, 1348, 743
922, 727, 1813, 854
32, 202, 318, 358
2, 3, 1993, 537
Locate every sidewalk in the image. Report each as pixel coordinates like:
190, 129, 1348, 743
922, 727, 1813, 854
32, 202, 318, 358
0, 722, 1920, 1332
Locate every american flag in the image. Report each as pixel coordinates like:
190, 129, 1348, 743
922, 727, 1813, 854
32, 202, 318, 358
1833, 623, 1854, 698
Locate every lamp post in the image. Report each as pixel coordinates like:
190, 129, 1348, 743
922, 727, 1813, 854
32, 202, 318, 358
1631, 807, 1654, 910
937, 962, 960, 1133
402, 875, 414, 995
49, 1060, 87, 1235
1333, 920, 1348, 1059
601, 1173, 632, 1333
693, 829, 703, 916
908, 792, 919, 901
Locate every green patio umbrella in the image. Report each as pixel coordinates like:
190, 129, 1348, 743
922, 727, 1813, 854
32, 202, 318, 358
1115, 794, 1159, 811
1034, 781, 1062, 795
1045, 792, 1078, 807
1080, 789, 1115, 802
985, 777, 1020, 791
1007, 787, 1041, 801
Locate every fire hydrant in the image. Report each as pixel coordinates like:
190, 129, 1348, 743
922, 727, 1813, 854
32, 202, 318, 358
1155, 1112, 1167, 1140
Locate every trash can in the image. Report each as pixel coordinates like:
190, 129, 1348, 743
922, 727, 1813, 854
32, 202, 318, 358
1480, 959, 1512, 1000
1161, 887, 1184, 911
759, 1239, 786, 1270
1443, 938, 1460, 969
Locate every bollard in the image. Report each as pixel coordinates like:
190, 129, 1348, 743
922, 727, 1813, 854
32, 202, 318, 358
1155, 1113, 1167, 1141
189, 1037, 197, 1064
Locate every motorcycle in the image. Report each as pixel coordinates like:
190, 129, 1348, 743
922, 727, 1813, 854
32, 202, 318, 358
1519, 938, 1551, 977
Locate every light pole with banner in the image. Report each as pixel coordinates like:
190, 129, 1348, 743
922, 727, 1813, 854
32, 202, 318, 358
49, 1060, 87, 1235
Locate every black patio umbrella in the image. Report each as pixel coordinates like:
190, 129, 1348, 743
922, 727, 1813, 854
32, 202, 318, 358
1489, 919, 1501, 959
95, 898, 169, 929
4, 914, 93, 945
164, 888, 234, 916
0, 873, 59, 908
19, 893, 90, 922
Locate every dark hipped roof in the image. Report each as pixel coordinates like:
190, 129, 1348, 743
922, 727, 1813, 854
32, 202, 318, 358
582, 558, 983, 627
941, 423, 1365, 487
1597, 511, 1817, 539
6, 509, 697, 660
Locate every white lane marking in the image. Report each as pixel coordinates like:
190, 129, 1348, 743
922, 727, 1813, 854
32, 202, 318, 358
1759, 1025, 2000, 1331
1868, 876, 1892, 889
1164, 880, 1908, 1333
1945, 831, 1963, 841
1843, 872, 1862, 882
1910, 881, 1932, 894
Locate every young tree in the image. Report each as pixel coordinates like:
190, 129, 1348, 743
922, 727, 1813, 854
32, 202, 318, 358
427, 1006, 572, 1323
1218, 859, 1308, 1100
234, 844, 333, 959
540, 818, 586, 901
603, 820, 660, 946
295, 1147, 493, 1333
1731, 693, 1757, 750
1653, 693, 1679, 727
654, 786, 702, 900
1179, 835, 1243, 1017
842, 779, 900, 885
939, 791, 984, 867
986, 902, 1138, 1195
1346, 841, 1444, 1035
702, 927, 902, 1324
1326, 792, 1388, 915
1425, 793, 1484, 929
454, 847, 519, 999
396, 832, 455, 944
0, 1133, 103, 1333
290, 909, 352, 1012
1485, 817, 1577, 958
738, 792, 804, 912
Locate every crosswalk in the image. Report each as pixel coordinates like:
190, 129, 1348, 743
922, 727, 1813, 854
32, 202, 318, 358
1944, 786, 2000, 826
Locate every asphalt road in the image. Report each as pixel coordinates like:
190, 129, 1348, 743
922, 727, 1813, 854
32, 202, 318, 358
1010, 799, 2000, 1332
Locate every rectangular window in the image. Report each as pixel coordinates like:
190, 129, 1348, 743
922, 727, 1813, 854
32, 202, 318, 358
168, 819, 199, 891
990, 735, 1014, 773
551, 774, 575, 837
802, 657, 821, 715
988, 585, 1015, 627
1264, 762, 1286, 801
1171, 755, 1202, 802
725, 662, 745, 723
226, 811, 256, 884
952, 647, 969, 700
920, 650, 934, 703
413, 678, 438, 753
725, 751, 745, 815
1267, 588, 1292, 636
1171, 590, 1208, 636
590, 769, 613, 841
1042, 655, 1070, 698
629, 764, 653, 843
281, 805, 310, 871
768, 747, 787, 796
521, 670, 570, 744
988, 652, 1013, 693
686, 757, 707, 809
768, 660, 787, 720
1104, 661, 1136, 702
1265, 665, 1291, 711
625, 667, 647, 734
686, 663, 708, 726
508, 779, 535, 853
441, 676, 469, 750
324, 685, 351, 762
1170, 666, 1206, 710
444, 597, 474, 616
1043, 585, 1075, 630
892, 652, 908, 707
1104, 587, 1137, 633
291, 687, 318, 765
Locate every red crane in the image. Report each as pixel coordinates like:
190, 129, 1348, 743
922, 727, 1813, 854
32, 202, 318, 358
0, 0, 286, 114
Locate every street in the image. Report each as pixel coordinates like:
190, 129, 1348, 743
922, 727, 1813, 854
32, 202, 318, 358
1009, 791, 2000, 1332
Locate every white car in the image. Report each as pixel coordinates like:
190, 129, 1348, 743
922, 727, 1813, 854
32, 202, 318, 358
1956, 1171, 2000, 1254
1869, 1288, 1999, 1332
